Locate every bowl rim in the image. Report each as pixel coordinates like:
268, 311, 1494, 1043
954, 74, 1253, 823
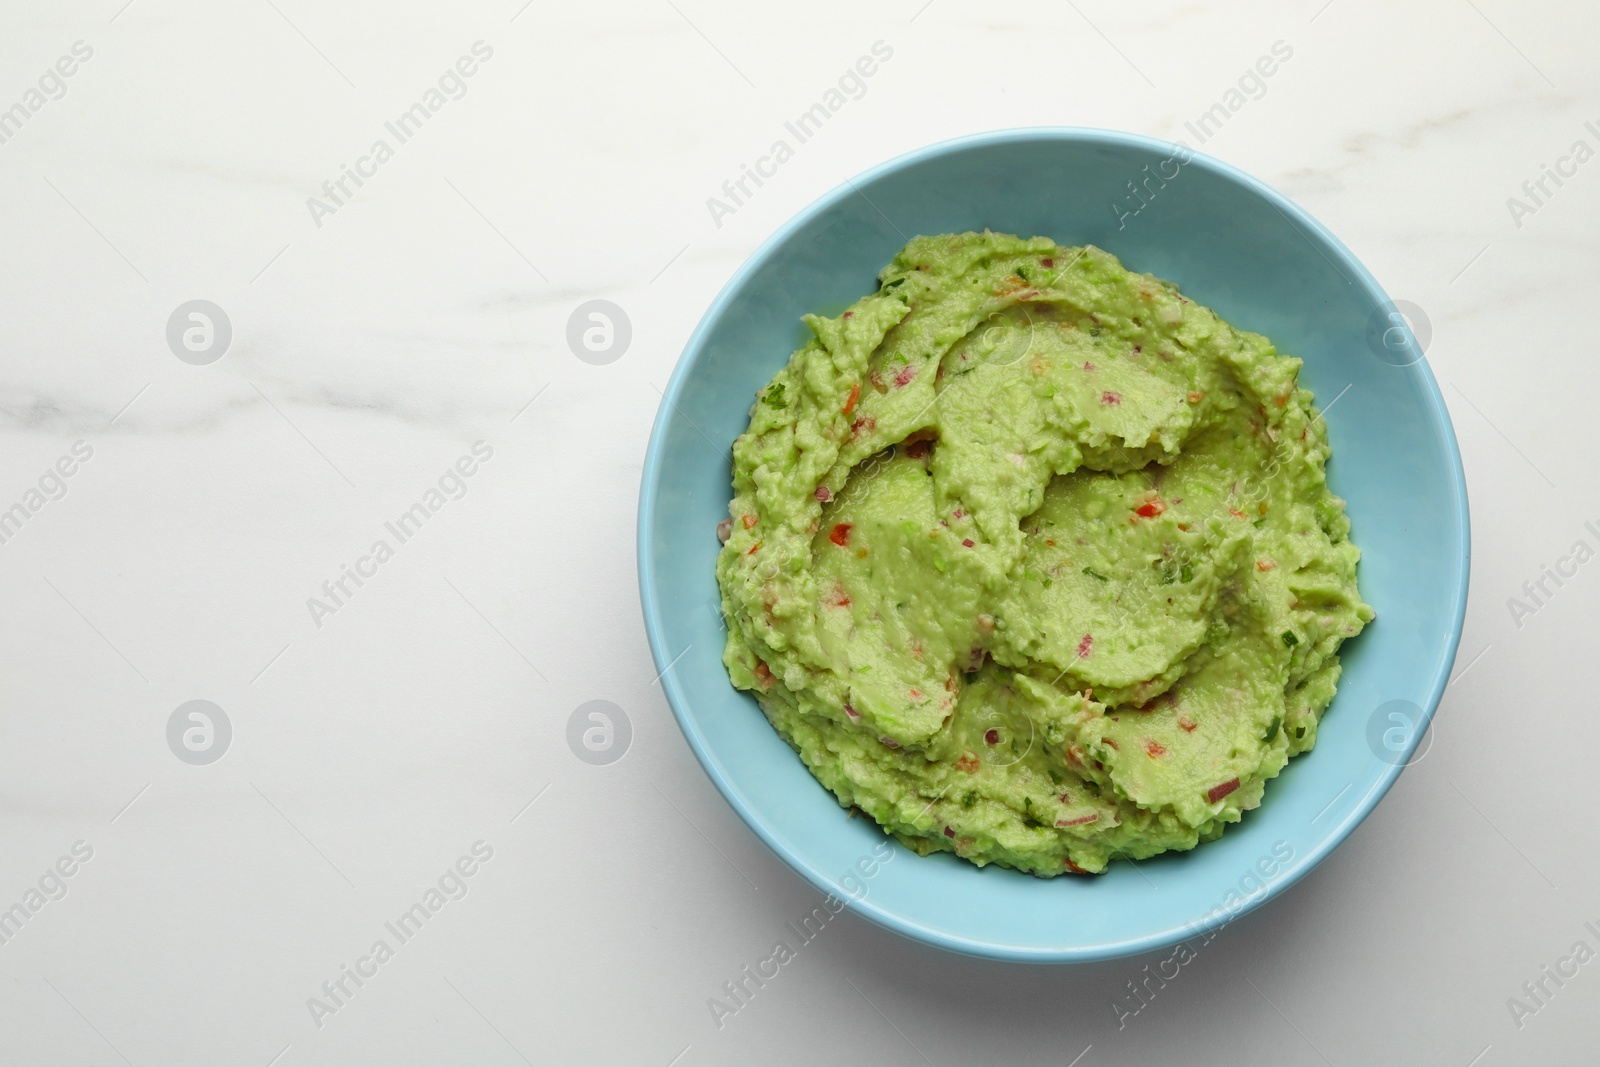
637, 125, 1470, 962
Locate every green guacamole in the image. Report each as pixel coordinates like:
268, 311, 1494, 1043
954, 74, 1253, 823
715, 231, 1372, 875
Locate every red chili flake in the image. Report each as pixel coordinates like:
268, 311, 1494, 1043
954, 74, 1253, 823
1077, 633, 1094, 658
1058, 793, 1071, 803
745, 542, 761, 555
1256, 559, 1277, 571
843, 310, 854, 319
1064, 858, 1090, 874
893, 363, 917, 388
1101, 737, 1119, 751
962, 538, 975, 548
829, 523, 852, 547
1100, 391, 1122, 405
815, 486, 831, 503
1229, 509, 1248, 520
1057, 813, 1099, 827
1178, 715, 1198, 732
943, 826, 955, 838
828, 584, 851, 607
952, 507, 965, 519
716, 518, 732, 543
1207, 778, 1241, 804
1134, 497, 1166, 519
1144, 739, 1167, 758
753, 661, 774, 689
984, 728, 1000, 745
850, 415, 876, 436
842, 381, 860, 415
1083, 361, 1096, 372
1041, 258, 1054, 268
956, 751, 980, 773
742, 514, 758, 529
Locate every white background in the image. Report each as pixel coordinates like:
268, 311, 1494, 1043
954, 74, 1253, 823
0, 1, 1596, 1064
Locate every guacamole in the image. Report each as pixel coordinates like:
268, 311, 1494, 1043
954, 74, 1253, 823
715, 232, 1372, 875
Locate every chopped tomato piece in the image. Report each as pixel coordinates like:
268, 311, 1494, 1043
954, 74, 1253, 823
1100, 390, 1122, 405
955, 750, 980, 773
1206, 778, 1241, 804
842, 381, 860, 415
1135, 497, 1167, 519
1178, 714, 1198, 732
893, 363, 917, 388
741, 514, 757, 529
1077, 633, 1094, 658
829, 523, 852, 547
752, 661, 774, 689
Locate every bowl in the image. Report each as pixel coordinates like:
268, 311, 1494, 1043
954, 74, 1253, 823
637, 128, 1469, 962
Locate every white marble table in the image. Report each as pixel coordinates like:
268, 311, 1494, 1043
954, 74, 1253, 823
0, 1, 1595, 1064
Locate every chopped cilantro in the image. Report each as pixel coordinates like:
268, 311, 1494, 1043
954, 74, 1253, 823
1082, 567, 1110, 582
761, 383, 787, 408
1262, 716, 1282, 743
1281, 630, 1299, 648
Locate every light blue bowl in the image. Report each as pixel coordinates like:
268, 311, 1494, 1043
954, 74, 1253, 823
638, 128, 1469, 962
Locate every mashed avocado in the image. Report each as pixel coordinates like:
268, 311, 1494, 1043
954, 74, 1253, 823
715, 231, 1372, 875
